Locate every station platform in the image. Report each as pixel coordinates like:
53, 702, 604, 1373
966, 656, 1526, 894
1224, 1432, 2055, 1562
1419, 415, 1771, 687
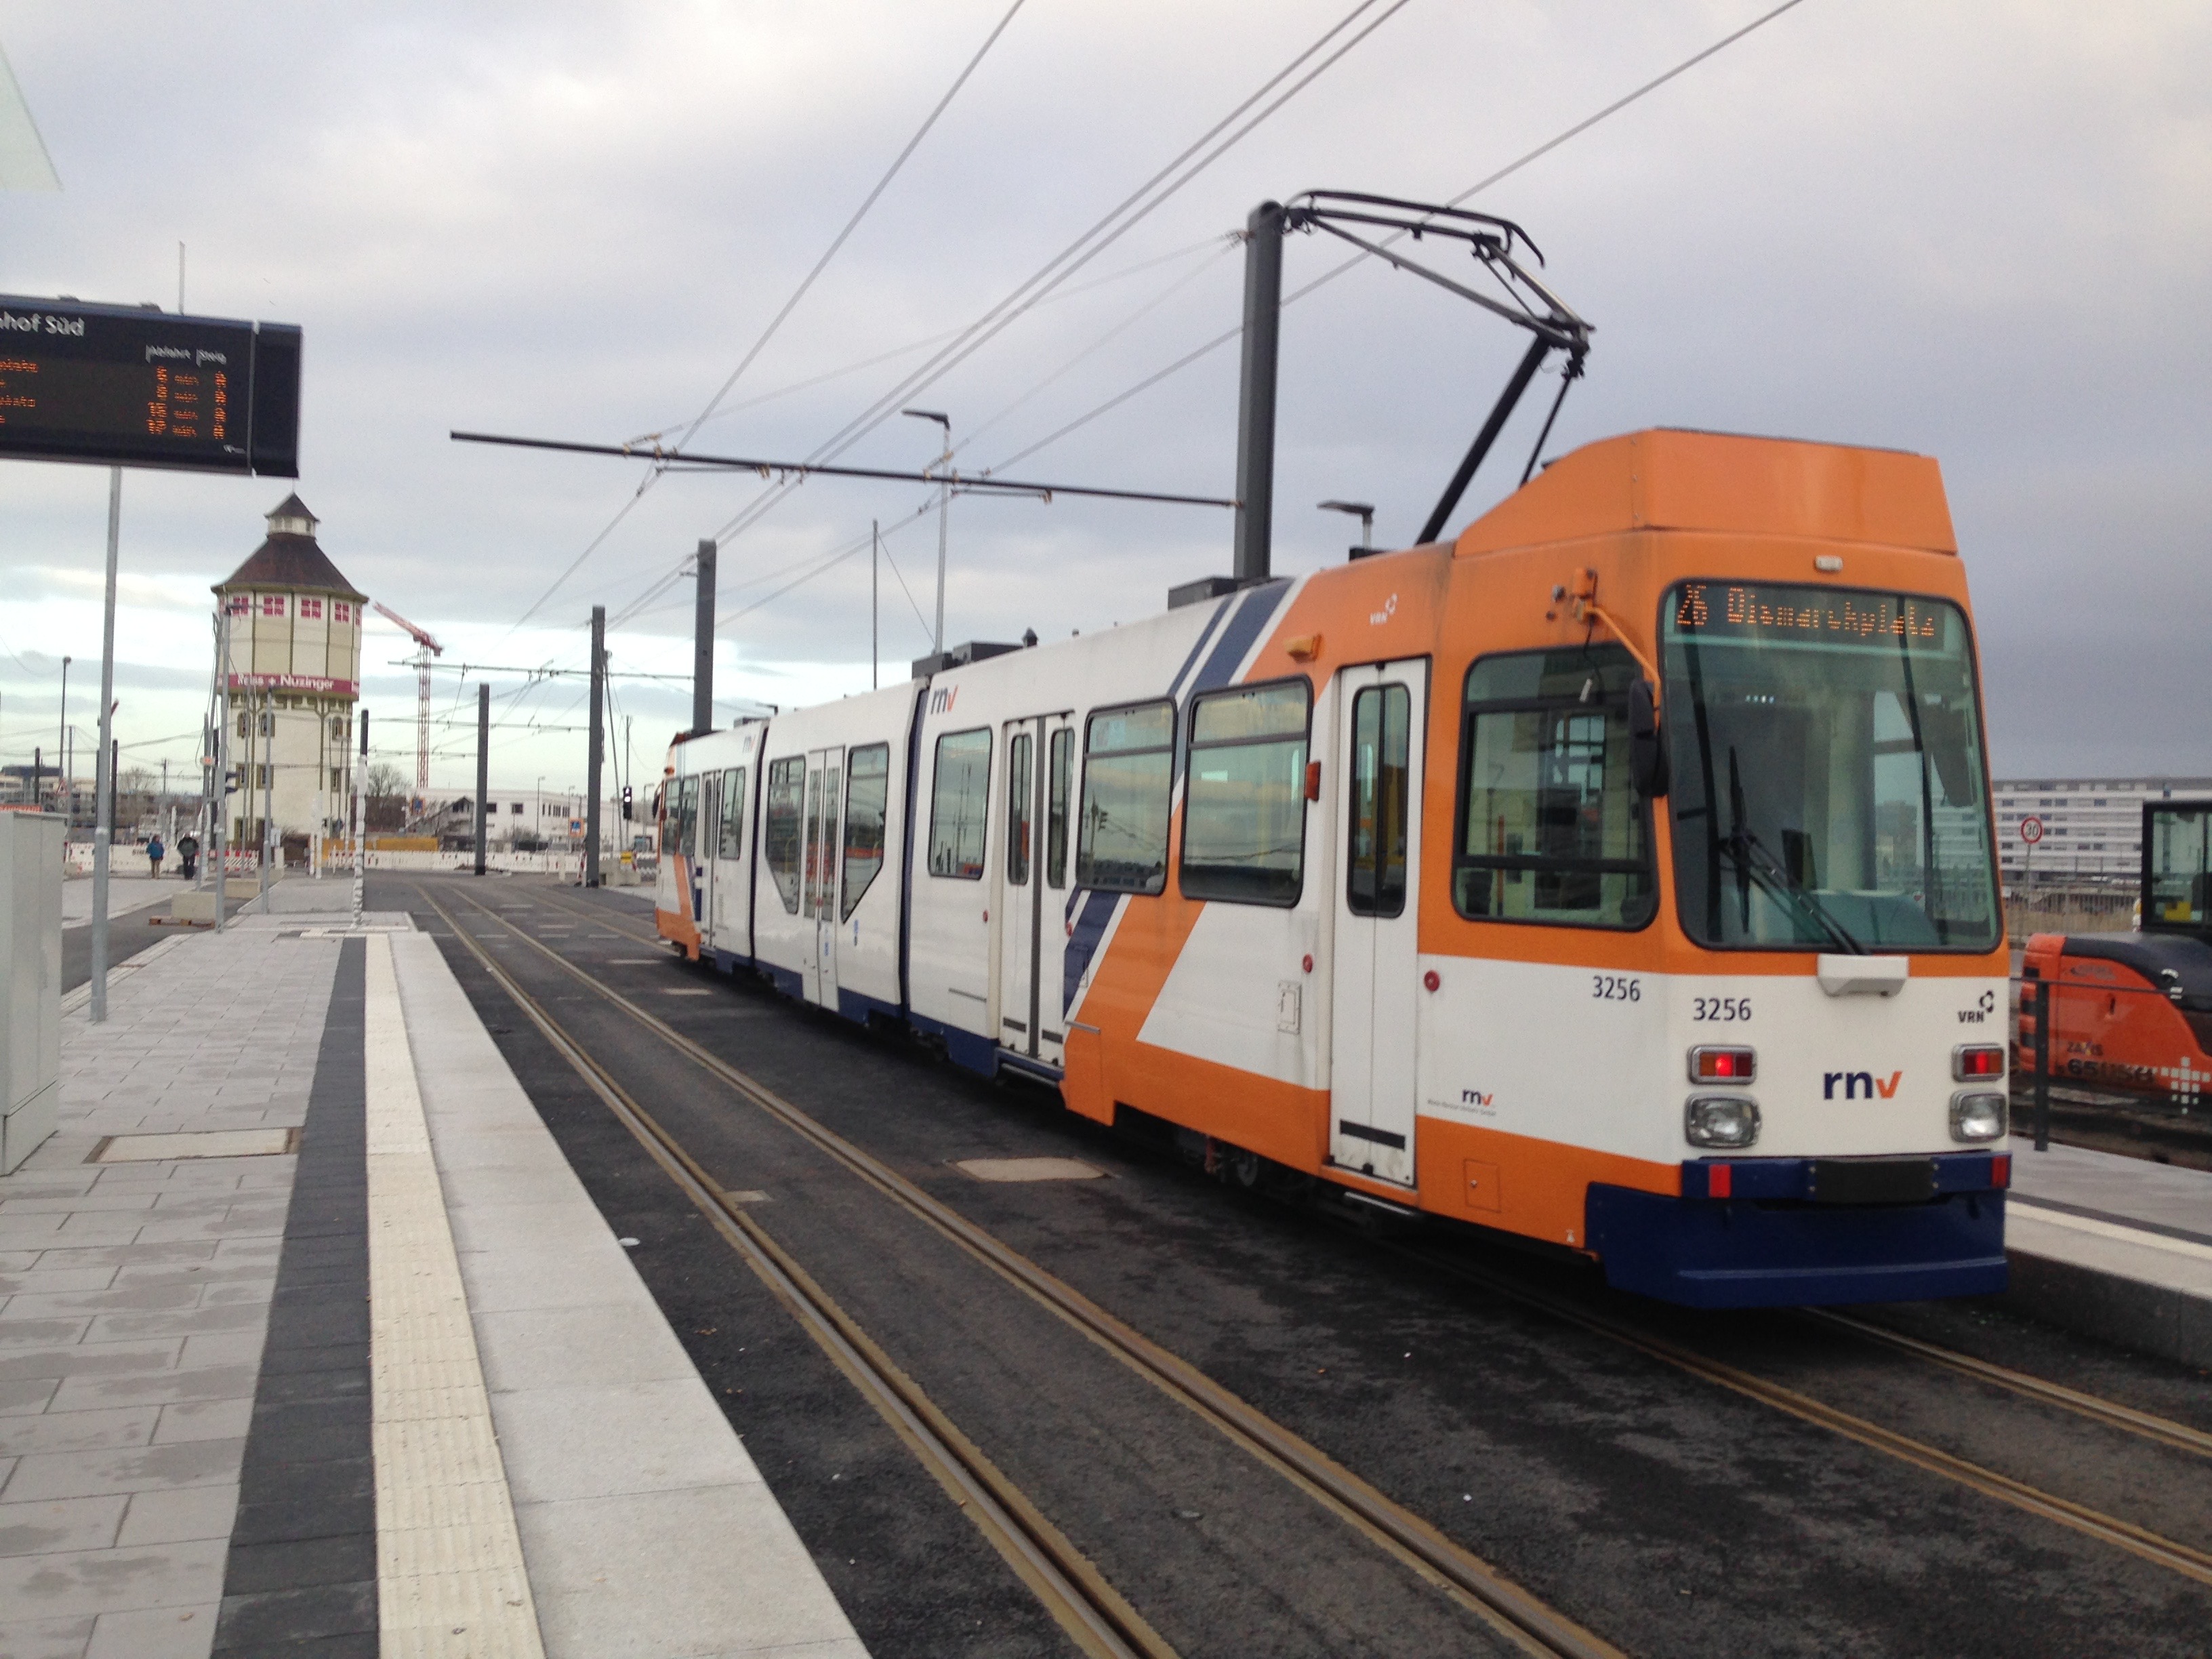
1, 887, 865, 1658
2003, 1136, 2212, 1369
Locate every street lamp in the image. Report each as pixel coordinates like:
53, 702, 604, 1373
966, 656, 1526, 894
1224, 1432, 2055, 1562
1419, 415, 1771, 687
1319, 499, 1376, 558
903, 408, 951, 657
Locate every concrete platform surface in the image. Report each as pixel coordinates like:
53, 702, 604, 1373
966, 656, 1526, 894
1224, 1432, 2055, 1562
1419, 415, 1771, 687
2003, 1136, 2212, 1367
1, 892, 864, 1659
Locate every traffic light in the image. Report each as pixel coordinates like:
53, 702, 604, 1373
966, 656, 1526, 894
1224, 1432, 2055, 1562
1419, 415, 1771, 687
621, 783, 633, 821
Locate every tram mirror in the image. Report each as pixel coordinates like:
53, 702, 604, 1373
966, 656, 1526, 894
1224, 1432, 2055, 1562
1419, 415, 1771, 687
1629, 678, 1668, 800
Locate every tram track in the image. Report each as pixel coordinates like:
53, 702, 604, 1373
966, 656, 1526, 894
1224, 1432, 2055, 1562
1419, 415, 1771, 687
413, 879, 1622, 1659
534, 880, 2212, 1474
457, 880, 2212, 1595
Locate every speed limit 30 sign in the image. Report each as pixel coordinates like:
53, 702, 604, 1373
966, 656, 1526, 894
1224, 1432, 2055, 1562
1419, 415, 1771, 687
2019, 815, 2045, 845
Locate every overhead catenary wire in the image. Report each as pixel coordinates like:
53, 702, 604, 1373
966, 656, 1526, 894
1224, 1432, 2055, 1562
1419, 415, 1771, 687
511, 0, 1030, 630
695, 0, 1418, 554
579, 0, 1414, 640
983, 0, 1813, 478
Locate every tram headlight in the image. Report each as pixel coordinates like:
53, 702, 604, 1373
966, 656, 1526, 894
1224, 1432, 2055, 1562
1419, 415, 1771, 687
1950, 1092, 2007, 1143
1685, 1095, 1761, 1149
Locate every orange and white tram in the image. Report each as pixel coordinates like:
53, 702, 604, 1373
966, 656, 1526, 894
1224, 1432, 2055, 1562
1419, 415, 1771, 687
655, 426, 2013, 1309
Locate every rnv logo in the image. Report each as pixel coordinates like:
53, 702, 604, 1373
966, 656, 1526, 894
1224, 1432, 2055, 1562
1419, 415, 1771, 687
1824, 1070, 1902, 1100
1460, 1089, 1494, 1107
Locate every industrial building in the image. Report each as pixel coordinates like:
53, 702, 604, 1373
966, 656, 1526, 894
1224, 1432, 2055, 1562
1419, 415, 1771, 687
1991, 776, 2212, 879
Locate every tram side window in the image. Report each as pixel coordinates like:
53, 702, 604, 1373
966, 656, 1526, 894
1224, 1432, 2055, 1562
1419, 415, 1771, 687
1006, 732, 1033, 886
718, 767, 746, 861
1077, 701, 1173, 895
765, 757, 805, 913
1047, 728, 1073, 889
1454, 646, 1655, 929
700, 771, 721, 862
1183, 680, 1310, 905
842, 744, 890, 918
929, 729, 991, 879
1347, 685, 1410, 917
676, 777, 700, 858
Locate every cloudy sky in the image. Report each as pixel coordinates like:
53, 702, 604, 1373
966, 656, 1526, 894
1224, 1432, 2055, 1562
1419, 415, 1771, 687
3, 0, 2207, 806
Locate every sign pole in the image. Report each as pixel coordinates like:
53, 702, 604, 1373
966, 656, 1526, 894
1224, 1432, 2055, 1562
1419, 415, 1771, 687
88, 468, 121, 1023
351, 709, 367, 925
213, 613, 230, 932
258, 695, 272, 914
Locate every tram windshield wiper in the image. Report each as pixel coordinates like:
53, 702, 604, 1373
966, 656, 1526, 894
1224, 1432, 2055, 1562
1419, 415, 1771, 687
1719, 747, 1866, 956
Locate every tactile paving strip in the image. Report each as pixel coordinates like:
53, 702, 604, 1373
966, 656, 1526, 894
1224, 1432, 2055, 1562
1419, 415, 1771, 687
365, 933, 547, 1658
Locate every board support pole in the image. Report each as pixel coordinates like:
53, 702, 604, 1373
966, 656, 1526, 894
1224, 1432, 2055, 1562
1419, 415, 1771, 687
89, 468, 121, 1023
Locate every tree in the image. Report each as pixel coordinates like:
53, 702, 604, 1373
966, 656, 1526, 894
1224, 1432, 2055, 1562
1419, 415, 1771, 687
364, 762, 409, 832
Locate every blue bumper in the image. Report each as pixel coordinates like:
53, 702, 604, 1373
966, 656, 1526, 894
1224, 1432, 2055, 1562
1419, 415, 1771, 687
1586, 1156, 2009, 1309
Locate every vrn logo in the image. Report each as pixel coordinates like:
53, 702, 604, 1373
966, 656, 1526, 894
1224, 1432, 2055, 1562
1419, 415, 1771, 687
928, 685, 959, 715
1824, 1069, 1903, 1101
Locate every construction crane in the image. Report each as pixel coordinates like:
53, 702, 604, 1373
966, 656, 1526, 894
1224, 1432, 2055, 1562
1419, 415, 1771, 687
369, 602, 443, 814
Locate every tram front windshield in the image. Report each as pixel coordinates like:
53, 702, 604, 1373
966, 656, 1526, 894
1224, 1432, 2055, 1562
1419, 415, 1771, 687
1661, 581, 1999, 952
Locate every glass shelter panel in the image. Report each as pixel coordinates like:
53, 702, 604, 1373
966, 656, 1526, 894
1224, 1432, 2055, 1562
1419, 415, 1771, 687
2147, 804, 2211, 931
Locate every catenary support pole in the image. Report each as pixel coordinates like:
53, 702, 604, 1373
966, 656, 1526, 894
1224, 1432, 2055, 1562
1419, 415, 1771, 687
258, 695, 272, 914
474, 684, 490, 877
872, 520, 880, 691
350, 709, 367, 924
89, 468, 121, 1023
692, 539, 716, 737
1231, 201, 1284, 586
213, 614, 230, 932
586, 607, 605, 888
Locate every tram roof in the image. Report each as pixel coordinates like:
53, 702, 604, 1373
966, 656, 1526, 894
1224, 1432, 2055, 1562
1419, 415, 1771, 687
1452, 428, 1957, 559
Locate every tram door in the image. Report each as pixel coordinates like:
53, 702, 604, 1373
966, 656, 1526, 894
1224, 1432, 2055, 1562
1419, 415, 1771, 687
697, 771, 722, 949
710, 766, 749, 953
996, 715, 1076, 1067
800, 747, 844, 1008
1329, 661, 1428, 1187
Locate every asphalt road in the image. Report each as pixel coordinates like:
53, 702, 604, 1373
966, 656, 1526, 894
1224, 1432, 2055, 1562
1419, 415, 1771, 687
386, 872, 2212, 1659
58, 881, 240, 991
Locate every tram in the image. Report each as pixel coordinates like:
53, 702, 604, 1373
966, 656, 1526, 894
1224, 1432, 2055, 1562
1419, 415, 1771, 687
2018, 800, 2212, 1102
655, 425, 2015, 1309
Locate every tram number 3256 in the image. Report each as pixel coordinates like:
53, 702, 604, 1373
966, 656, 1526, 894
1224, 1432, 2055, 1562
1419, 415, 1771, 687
1692, 996, 1753, 1022
1592, 975, 1641, 1003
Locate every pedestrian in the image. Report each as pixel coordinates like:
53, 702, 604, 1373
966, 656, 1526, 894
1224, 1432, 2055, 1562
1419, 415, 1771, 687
148, 834, 165, 878
178, 832, 200, 882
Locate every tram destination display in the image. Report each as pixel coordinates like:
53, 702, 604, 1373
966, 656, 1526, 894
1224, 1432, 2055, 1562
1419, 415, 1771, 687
0, 295, 300, 476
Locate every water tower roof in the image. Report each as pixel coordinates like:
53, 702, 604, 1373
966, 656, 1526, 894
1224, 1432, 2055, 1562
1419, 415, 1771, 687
214, 495, 366, 601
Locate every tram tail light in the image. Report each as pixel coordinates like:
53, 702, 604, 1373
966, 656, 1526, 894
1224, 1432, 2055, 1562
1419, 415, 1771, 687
1688, 1046, 1756, 1084
1953, 1045, 2005, 1082
1950, 1092, 2007, 1143
1685, 1095, 1761, 1149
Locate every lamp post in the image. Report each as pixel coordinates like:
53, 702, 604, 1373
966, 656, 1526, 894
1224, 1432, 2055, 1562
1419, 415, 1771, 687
902, 408, 951, 658
57, 655, 70, 820
1319, 499, 1376, 557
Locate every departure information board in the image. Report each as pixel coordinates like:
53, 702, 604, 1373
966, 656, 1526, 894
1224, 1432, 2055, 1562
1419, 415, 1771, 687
0, 296, 300, 476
